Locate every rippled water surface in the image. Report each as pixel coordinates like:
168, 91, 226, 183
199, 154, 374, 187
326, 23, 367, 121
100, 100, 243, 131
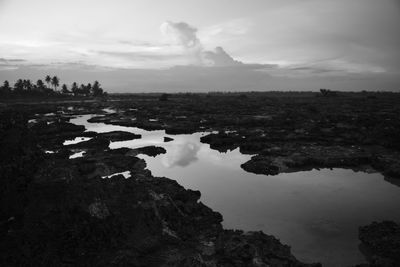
70, 114, 400, 267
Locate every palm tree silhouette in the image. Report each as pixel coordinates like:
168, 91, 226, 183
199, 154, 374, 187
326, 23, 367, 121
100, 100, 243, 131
61, 84, 69, 94
45, 75, 51, 89
51, 76, 60, 91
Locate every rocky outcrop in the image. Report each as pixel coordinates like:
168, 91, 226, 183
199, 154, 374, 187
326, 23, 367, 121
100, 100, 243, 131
241, 145, 372, 176
66, 136, 111, 151
97, 131, 141, 142
200, 132, 242, 153
359, 221, 400, 266
164, 136, 174, 142
31, 120, 86, 150
136, 146, 167, 157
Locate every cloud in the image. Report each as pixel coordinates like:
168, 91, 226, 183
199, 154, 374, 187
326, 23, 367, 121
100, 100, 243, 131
0, 58, 26, 63
203, 46, 242, 67
161, 21, 246, 67
161, 21, 201, 49
0, 58, 27, 71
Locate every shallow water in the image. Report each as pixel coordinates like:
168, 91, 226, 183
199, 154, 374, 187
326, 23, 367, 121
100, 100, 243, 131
70, 114, 400, 267
69, 151, 85, 159
63, 136, 92, 145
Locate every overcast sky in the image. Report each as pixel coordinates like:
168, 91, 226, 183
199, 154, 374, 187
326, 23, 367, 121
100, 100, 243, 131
1, 0, 399, 92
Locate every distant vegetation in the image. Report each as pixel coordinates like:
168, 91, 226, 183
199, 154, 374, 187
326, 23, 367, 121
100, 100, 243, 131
0, 75, 107, 98
319, 88, 337, 97
159, 93, 170, 101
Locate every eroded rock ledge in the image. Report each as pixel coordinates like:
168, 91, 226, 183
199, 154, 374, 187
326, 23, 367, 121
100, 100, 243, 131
358, 221, 400, 267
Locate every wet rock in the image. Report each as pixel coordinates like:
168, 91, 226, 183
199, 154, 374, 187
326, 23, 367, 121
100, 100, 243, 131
0, 110, 44, 234
136, 146, 167, 157
32, 120, 85, 136
31, 120, 86, 149
165, 123, 198, 134
241, 155, 280, 175
88, 199, 110, 219
241, 146, 372, 175
372, 153, 400, 179
164, 136, 174, 142
66, 137, 110, 151
200, 132, 242, 152
359, 221, 400, 266
97, 131, 141, 142
215, 230, 321, 267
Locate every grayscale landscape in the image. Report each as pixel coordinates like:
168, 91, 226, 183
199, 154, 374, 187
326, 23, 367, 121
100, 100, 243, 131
1, 1, 400, 266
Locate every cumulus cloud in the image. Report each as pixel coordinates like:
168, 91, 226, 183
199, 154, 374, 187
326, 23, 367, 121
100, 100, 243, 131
203, 46, 242, 67
161, 21, 244, 67
162, 142, 200, 168
161, 21, 201, 49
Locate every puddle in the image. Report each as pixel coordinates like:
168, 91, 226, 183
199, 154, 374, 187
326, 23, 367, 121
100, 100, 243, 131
63, 137, 92, 145
102, 171, 131, 179
69, 151, 85, 159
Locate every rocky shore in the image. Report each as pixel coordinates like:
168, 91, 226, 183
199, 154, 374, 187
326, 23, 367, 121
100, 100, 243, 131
0, 104, 320, 266
358, 221, 400, 267
1, 91, 400, 266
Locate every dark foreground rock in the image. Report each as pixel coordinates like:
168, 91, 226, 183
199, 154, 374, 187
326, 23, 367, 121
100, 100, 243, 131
66, 136, 111, 151
200, 132, 242, 153
97, 131, 141, 142
31, 120, 86, 150
164, 136, 174, 142
136, 146, 167, 157
358, 221, 400, 267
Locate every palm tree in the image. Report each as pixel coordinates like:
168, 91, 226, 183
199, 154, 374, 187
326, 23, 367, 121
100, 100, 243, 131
23, 79, 32, 91
36, 79, 45, 91
61, 84, 69, 94
80, 84, 88, 96
14, 79, 24, 93
51, 76, 60, 91
71, 82, 79, 96
86, 83, 92, 96
45, 75, 51, 88
92, 80, 103, 96
0, 80, 11, 94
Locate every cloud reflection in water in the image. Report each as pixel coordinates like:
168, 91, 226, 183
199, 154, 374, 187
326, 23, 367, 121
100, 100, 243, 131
162, 141, 200, 168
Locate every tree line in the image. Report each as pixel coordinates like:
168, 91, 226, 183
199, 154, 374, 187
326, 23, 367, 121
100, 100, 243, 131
0, 75, 107, 98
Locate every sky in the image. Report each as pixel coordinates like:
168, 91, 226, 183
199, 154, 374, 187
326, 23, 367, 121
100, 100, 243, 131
0, 0, 399, 92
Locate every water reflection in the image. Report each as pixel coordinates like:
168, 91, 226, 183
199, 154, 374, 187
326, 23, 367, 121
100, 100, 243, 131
70, 151, 85, 159
162, 142, 200, 167
63, 137, 92, 145
69, 114, 400, 267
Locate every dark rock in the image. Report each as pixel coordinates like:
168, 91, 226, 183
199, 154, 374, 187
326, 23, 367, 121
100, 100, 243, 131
164, 136, 174, 142
241, 146, 372, 176
66, 137, 110, 151
136, 146, 166, 157
97, 131, 141, 142
215, 230, 321, 267
241, 155, 280, 175
200, 132, 242, 152
359, 221, 400, 266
